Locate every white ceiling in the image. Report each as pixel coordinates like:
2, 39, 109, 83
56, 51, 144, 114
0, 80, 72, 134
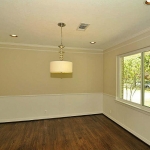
0, 0, 150, 51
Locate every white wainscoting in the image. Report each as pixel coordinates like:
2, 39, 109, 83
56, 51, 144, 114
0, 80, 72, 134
0, 93, 103, 123
103, 93, 150, 146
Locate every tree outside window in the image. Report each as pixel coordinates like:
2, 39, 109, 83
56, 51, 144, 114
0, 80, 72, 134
120, 51, 150, 108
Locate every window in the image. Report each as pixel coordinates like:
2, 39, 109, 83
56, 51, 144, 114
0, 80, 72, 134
117, 47, 150, 111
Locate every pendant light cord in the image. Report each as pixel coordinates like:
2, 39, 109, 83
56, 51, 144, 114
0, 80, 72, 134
61, 24, 63, 45
58, 23, 65, 61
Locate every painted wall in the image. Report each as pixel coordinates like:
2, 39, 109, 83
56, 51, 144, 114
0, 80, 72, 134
0, 48, 103, 95
103, 31, 150, 145
0, 47, 103, 122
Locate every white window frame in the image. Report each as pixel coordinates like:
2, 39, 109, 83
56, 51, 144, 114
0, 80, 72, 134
116, 46, 150, 113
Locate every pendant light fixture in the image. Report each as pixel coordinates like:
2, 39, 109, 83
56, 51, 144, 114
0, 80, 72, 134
50, 23, 73, 73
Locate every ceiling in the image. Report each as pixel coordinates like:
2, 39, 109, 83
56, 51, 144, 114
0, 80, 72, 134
0, 0, 150, 51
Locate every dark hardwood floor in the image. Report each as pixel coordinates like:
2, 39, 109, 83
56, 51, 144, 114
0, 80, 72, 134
0, 114, 149, 150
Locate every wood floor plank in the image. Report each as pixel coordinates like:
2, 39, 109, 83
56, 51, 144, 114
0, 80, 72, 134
0, 114, 149, 150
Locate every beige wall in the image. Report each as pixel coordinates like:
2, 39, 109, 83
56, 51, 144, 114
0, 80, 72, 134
103, 31, 150, 96
103, 31, 150, 145
0, 48, 103, 96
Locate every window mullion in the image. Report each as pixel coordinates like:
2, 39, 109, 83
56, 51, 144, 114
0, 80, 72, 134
141, 52, 144, 106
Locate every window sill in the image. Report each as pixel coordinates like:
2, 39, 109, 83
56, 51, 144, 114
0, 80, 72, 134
115, 97, 150, 115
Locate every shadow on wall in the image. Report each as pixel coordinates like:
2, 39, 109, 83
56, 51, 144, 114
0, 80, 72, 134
50, 73, 73, 78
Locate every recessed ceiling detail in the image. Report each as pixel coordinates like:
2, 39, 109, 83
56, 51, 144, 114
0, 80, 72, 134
0, 0, 150, 50
10, 34, 18, 37
77, 23, 90, 31
90, 42, 96, 44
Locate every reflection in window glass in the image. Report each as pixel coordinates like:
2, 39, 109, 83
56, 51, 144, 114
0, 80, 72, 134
144, 51, 150, 107
121, 53, 141, 104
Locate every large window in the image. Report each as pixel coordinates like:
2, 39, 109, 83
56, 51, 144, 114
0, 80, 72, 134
117, 47, 150, 111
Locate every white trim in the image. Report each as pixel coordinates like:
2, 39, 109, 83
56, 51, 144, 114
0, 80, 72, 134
104, 29, 150, 54
0, 42, 103, 51
0, 42, 58, 48
0, 46, 103, 55
104, 112, 150, 146
0, 112, 102, 123
0, 46, 57, 52
116, 47, 150, 113
115, 98, 150, 114
103, 93, 150, 115
0, 42, 103, 54
66, 46, 103, 52
103, 93, 115, 98
117, 46, 150, 57
0, 93, 103, 123
0, 92, 103, 98
101, 92, 150, 114
116, 55, 121, 98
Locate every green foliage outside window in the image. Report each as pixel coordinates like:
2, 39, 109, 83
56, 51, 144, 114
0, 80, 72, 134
121, 51, 150, 107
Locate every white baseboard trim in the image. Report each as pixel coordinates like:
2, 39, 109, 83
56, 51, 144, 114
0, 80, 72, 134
104, 112, 150, 146
0, 112, 102, 123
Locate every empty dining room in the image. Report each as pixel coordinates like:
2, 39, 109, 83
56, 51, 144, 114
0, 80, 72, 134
0, 0, 150, 149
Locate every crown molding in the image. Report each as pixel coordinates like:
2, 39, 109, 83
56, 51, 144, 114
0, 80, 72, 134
0, 42, 103, 54
103, 26, 150, 53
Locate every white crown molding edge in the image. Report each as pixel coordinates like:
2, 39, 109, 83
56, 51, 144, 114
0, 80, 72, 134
103, 26, 150, 53
1, 26, 150, 54
0, 42, 103, 54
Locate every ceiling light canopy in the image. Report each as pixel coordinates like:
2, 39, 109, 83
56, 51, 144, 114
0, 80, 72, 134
50, 23, 73, 73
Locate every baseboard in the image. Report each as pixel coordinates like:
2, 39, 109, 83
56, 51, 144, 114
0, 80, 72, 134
0, 111, 102, 123
103, 112, 150, 146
